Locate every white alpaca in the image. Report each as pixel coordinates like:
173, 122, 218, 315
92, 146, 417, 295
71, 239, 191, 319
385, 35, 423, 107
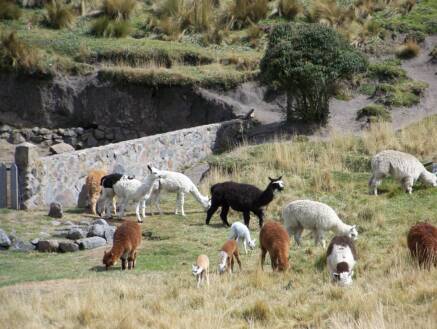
228, 222, 256, 254
326, 236, 357, 287
282, 200, 358, 248
144, 166, 210, 217
192, 254, 209, 288
113, 166, 161, 222
369, 150, 437, 195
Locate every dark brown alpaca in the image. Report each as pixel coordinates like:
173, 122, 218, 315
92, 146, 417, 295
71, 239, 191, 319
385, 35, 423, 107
218, 240, 242, 274
103, 221, 141, 270
260, 221, 290, 272
407, 222, 437, 269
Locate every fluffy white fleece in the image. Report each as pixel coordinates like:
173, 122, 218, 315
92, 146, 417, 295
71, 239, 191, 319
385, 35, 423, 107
327, 244, 356, 287
228, 222, 256, 254
282, 200, 358, 248
369, 150, 437, 195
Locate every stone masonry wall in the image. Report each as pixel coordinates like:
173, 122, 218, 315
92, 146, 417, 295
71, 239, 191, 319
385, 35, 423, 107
16, 119, 249, 209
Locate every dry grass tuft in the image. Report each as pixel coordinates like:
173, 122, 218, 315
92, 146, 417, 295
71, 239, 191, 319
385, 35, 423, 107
103, 0, 137, 20
224, 0, 269, 29
241, 300, 271, 323
277, 0, 303, 20
396, 40, 420, 59
91, 16, 132, 37
45, 0, 76, 29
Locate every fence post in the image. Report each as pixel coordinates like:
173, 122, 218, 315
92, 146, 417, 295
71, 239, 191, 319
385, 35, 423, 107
10, 164, 19, 210
0, 163, 7, 208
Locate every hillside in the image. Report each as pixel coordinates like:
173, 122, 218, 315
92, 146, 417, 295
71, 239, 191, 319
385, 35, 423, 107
0, 117, 436, 328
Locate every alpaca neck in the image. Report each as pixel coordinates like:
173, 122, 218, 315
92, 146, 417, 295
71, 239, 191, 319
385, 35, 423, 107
334, 221, 349, 236
139, 176, 157, 198
110, 243, 125, 261
255, 184, 274, 207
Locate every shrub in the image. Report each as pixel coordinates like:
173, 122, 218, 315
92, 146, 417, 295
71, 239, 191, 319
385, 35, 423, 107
91, 16, 131, 37
368, 60, 406, 81
0, 0, 21, 20
45, 0, 76, 29
356, 104, 391, 122
260, 23, 367, 124
396, 40, 420, 59
278, 0, 302, 20
103, 0, 136, 20
224, 0, 269, 29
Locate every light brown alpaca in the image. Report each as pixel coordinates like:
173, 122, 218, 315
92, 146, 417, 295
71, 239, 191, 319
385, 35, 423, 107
408, 222, 437, 269
260, 221, 290, 272
218, 240, 241, 274
86, 169, 107, 215
102, 221, 141, 270
192, 254, 210, 288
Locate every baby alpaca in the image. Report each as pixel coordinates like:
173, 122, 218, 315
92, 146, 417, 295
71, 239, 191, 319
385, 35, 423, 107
192, 254, 210, 288
282, 200, 358, 248
228, 222, 256, 254
86, 169, 107, 215
96, 173, 122, 218
326, 236, 357, 286
369, 150, 437, 195
102, 221, 141, 270
407, 222, 437, 269
260, 221, 289, 272
218, 240, 242, 274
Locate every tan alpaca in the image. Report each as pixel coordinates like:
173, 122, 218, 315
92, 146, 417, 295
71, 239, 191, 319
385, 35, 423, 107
260, 221, 290, 272
218, 240, 241, 274
86, 169, 107, 215
192, 254, 210, 288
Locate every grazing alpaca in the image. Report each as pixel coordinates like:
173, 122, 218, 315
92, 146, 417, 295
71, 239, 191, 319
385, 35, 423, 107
102, 221, 141, 270
218, 240, 242, 274
407, 223, 437, 268
143, 166, 210, 217
206, 177, 284, 228
282, 200, 358, 248
228, 222, 256, 254
369, 150, 437, 195
86, 169, 107, 215
96, 173, 122, 218
260, 221, 289, 272
192, 254, 210, 288
326, 236, 357, 286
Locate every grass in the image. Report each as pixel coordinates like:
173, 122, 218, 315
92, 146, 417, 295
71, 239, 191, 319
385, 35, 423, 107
396, 40, 420, 59
91, 16, 132, 38
44, 0, 76, 29
356, 103, 391, 122
1, 118, 437, 328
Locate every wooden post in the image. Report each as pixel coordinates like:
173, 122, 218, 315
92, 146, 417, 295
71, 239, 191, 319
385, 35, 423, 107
0, 163, 7, 208
10, 164, 19, 210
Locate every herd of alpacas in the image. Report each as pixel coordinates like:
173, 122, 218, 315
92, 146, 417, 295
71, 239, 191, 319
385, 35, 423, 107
84, 149, 437, 287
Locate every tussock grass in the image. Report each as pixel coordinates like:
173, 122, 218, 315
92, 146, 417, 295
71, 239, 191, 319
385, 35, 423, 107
277, 0, 303, 20
45, 0, 76, 29
357, 104, 391, 122
102, 0, 137, 20
396, 40, 420, 59
0, 0, 21, 20
224, 0, 269, 29
91, 16, 132, 37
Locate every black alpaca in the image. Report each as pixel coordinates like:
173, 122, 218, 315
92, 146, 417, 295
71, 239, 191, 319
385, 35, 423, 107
205, 177, 284, 228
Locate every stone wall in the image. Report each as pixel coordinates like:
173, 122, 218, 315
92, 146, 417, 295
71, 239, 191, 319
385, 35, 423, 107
16, 119, 250, 209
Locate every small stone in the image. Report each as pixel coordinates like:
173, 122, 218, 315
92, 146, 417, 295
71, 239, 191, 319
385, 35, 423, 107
75, 127, 84, 135
49, 142, 75, 155
88, 224, 105, 238
9, 132, 25, 144
104, 226, 116, 243
39, 128, 51, 135
67, 228, 87, 240
32, 127, 40, 134
48, 202, 63, 218
58, 241, 79, 253
76, 237, 106, 250
37, 240, 59, 252
92, 218, 108, 226
0, 229, 12, 249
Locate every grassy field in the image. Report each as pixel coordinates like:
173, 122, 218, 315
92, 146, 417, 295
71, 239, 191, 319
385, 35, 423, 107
1, 117, 437, 328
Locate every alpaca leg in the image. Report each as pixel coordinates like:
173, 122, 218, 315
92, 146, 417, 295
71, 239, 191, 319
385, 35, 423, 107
229, 258, 234, 273
155, 193, 163, 215
121, 257, 127, 270
270, 254, 277, 271
402, 176, 414, 194
180, 192, 186, 217
141, 199, 146, 218
118, 199, 127, 219
220, 204, 230, 226
197, 274, 201, 288
243, 211, 251, 227
369, 173, 384, 195
206, 268, 210, 286
243, 240, 248, 255
253, 209, 264, 228
135, 202, 143, 223
175, 193, 180, 215
294, 226, 303, 247
90, 194, 99, 215
315, 230, 325, 247
205, 202, 220, 225
234, 251, 242, 271
260, 248, 267, 270
132, 251, 137, 268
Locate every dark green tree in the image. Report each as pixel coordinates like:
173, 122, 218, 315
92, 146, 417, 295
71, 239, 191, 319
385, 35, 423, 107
260, 23, 367, 124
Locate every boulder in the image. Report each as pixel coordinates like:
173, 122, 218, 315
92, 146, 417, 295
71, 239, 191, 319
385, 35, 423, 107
11, 240, 36, 252
0, 229, 11, 249
92, 218, 108, 226
88, 224, 105, 238
37, 240, 59, 252
9, 132, 25, 144
58, 241, 79, 253
52, 229, 70, 238
76, 237, 106, 250
49, 142, 75, 155
104, 226, 116, 243
67, 228, 87, 240
48, 202, 63, 218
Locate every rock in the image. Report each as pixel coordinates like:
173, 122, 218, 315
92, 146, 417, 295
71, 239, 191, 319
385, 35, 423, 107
49, 142, 75, 155
75, 127, 84, 135
0, 132, 9, 139
80, 220, 90, 226
58, 241, 79, 253
0, 124, 12, 133
0, 229, 12, 249
64, 221, 75, 226
94, 129, 105, 140
52, 229, 70, 238
88, 224, 105, 238
32, 127, 40, 134
9, 132, 25, 144
39, 128, 51, 135
11, 240, 35, 252
30, 135, 44, 143
51, 220, 61, 226
37, 240, 59, 252
67, 228, 87, 240
76, 237, 106, 250
92, 218, 108, 226
104, 226, 116, 243
39, 232, 50, 239
85, 135, 98, 148
48, 202, 63, 218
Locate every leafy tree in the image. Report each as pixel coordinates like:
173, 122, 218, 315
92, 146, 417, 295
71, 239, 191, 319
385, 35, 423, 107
260, 23, 367, 124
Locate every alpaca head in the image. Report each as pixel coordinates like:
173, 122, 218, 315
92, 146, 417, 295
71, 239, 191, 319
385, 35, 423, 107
103, 250, 116, 270
192, 265, 203, 276
218, 251, 228, 274
202, 196, 211, 210
147, 165, 164, 180
268, 176, 284, 193
248, 239, 256, 250
348, 225, 358, 240
419, 170, 437, 187
333, 271, 353, 287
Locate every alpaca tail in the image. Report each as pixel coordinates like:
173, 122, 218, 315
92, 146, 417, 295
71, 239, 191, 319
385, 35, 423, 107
190, 185, 210, 210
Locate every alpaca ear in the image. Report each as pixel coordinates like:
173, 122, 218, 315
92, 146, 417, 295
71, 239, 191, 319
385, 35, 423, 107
147, 165, 152, 173
268, 177, 273, 181
278, 176, 283, 180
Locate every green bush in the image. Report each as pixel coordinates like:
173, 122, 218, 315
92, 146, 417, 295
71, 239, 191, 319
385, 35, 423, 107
368, 60, 406, 81
45, 0, 76, 29
0, 0, 21, 20
91, 17, 132, 37
356, 104, 391, 122
260, 23, 367, 124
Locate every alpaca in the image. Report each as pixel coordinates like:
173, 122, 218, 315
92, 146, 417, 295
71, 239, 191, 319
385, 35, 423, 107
86, 169, 107, 215
260, 221, 289, 272
206, 177, 284, 228
218, 240, 242, 274
102, 221, 141, 270
407, 223, 437, 269
369, 150, 437, 195
282, 200, 358, 248
228, 221, 256, 254
326, 236, 357, 286
96, 173, 122, 218
192, 254, 210, 288
143, 166, 210, 217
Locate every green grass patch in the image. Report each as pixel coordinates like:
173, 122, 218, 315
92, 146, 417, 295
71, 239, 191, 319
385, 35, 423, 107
356, 104, 391, 122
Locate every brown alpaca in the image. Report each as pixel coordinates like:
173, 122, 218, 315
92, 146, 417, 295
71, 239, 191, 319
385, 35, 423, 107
407, 222, 437, 269
86, 169, 107, 215
102, 221, 142, 270
260, 221, 290, 272
218, 240, 241, 274
192, 254, 210, 288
